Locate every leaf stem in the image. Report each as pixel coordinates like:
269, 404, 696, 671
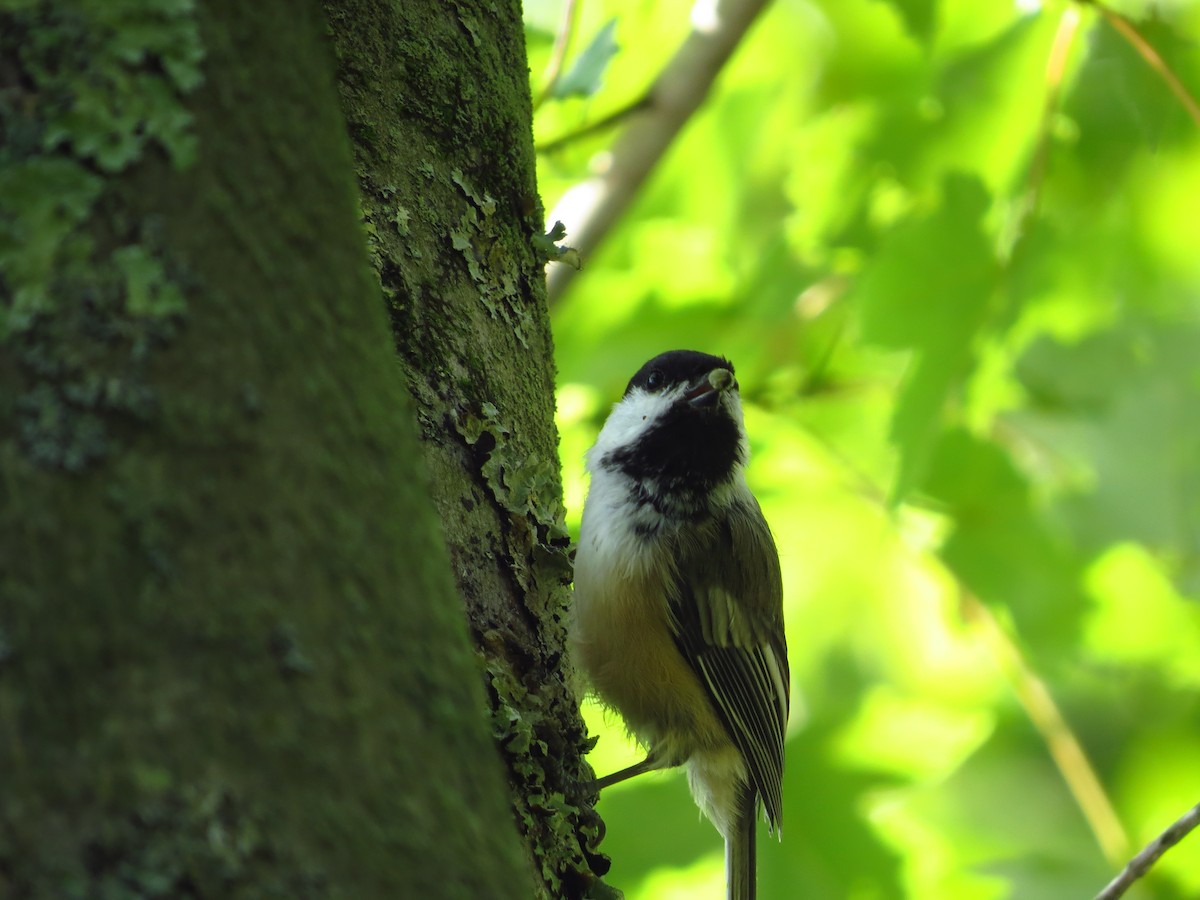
1007, 5, 1082, 257
964, 592, 1130, 865
534, 0, 581, 112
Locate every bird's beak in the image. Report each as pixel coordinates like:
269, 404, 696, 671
685, 367, 736, 407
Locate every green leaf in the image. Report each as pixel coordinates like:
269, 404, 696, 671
875, 0, 938, 44
853, 174, 998, 500
1063, 15, 1198, 182
553, 18, 619, 100
1014, 324, 1200, 584
925, 428, 1089, 647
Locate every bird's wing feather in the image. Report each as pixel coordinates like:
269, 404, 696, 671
667, 497, 789, 830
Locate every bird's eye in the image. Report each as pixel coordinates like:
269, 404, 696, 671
646, 370, 664, 391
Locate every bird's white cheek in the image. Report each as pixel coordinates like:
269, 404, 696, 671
586, 389, 677, 467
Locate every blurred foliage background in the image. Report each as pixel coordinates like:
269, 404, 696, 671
525, 0, 1200, 897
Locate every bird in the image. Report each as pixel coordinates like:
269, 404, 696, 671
571, 349, 789, 900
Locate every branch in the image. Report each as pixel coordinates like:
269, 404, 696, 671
1095, 802, 1200, 900
545, 0, 773, 304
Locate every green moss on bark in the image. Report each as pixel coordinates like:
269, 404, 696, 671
1, 1, 529, 897
0, 1, 203, 472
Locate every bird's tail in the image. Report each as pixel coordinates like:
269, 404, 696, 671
726, 781, 758, 900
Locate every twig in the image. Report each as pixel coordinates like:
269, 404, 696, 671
545, 0, 773, 304
536, 94, 652, 155
1080, 0, 1200, 127
1095, 802, 1200, 899
963, 593, 1130, 865
1006, 5, 1082, 256
533, 0, 581, 112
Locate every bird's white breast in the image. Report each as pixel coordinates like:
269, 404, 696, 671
570, 462, 731, 758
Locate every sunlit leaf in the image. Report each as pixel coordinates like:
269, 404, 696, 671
853, 174, 998, 500
925, 428, 1089, 647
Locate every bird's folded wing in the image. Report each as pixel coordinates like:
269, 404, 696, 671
667, 499, 789, 829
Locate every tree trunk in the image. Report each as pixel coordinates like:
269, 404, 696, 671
323, 2, 605, 897
0, 1, 532, 897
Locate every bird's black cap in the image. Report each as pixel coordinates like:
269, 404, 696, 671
624, 350, 734, 397
606, 350, 743, 504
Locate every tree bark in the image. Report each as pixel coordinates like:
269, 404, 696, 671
323, 2, 605, 897
1, 1, 529, 896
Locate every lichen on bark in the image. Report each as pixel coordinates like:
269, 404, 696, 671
0, 0, 204, 471
324, 1, 610, 896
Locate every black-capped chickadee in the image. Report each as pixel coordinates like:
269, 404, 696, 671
572, 350, 789, 900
